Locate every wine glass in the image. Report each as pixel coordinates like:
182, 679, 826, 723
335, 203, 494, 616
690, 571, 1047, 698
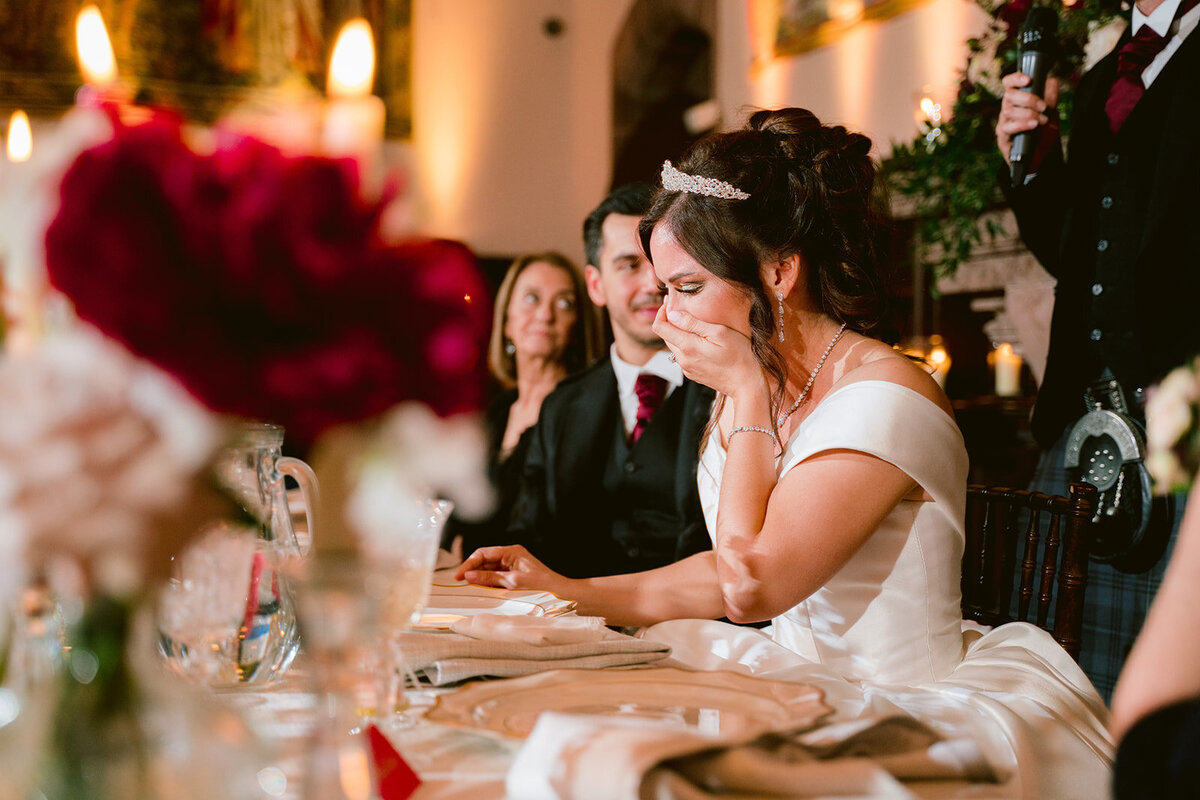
290, 553, 387, 800
356, 495, 452, 728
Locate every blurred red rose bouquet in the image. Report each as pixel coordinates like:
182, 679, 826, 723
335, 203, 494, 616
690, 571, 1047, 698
43, 116, 490, 450
0, 111, 494, 800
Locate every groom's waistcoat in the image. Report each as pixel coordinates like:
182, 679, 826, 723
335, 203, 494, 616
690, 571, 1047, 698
504, 358, 714, 579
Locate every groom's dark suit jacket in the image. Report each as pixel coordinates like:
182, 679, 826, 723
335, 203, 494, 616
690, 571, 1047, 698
502, 357, 715, 578
1003, 21, 1200, 447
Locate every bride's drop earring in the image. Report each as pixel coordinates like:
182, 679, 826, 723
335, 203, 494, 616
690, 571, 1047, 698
777, 292, 785, 343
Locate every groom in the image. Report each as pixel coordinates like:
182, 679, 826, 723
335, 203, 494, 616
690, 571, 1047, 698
996, 0, 1200, 698
500, 183, 714, 578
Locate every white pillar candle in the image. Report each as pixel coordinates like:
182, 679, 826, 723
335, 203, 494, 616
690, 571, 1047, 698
323, 19, 385, 194
993, 343, 1023, 397
323, 96, 385, 161
1, 110, 40, 350
222, 81, 324, 156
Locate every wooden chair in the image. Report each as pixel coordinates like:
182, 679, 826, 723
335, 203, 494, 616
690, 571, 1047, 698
962, 481, 1099, 662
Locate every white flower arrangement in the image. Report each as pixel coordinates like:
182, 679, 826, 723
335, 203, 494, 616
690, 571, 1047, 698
0, 326, 226, 600
966, 25, 1009, 98
306, 400, 494, 559
1145, 355, 1200, 495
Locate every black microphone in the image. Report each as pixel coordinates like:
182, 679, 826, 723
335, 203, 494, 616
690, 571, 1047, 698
1009, 6, 1058, 185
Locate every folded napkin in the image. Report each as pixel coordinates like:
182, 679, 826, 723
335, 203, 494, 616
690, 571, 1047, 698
426, 569, 577, 617
400, 618, 670, 686
507, 712, 997, 800
450, 614, 611, 645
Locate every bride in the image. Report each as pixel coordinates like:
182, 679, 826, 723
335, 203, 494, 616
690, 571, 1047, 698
458, 107, 1111, 796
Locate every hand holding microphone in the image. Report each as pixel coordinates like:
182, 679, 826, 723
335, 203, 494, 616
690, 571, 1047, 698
997, 6, 1059, 185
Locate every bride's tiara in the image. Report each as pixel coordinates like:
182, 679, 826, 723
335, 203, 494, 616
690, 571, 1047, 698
660, 160, 751, 200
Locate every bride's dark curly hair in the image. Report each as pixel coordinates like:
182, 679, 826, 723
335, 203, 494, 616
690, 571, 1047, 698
638, 107, 892, 438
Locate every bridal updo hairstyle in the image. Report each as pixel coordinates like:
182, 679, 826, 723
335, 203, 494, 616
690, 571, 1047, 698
639, 107, 891, 420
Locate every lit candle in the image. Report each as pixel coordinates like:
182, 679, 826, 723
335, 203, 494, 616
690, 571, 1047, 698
2, 110, 33, 271
2, 110, 39, 349
74, 5, 119, 106
993, 343, 1023, 397
6, 110, 31, 164
919, 96, 940, 125
323, 18, 385, 192
72, 5, 147, 142
917, 94, 944, 149
927, 338, 951, 389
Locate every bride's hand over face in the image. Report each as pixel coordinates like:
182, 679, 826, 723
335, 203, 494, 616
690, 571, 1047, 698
653, 305, 765, 402
455, 544, 566, 593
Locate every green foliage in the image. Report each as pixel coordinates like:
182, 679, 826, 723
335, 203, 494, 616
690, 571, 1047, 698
883, 88, 1009, 279
44, 595, 145, 799
882, 0, 1123, 278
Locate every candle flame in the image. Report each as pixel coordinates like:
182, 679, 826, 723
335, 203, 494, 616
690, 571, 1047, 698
929, 346, 948, 366
328, 19, 376, 98
997, 342, 1014, 357
76, 5, 117, 86
6, 110, 32, 162
829, 0, 865, 23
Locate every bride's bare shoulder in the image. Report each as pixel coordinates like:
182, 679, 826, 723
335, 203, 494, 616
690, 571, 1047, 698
834, 340, 954, 417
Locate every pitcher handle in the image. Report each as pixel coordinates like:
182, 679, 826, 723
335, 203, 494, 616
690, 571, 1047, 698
278, 456, 320, 557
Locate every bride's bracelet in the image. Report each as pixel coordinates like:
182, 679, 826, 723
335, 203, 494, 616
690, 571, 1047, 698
727, 425, 777, 446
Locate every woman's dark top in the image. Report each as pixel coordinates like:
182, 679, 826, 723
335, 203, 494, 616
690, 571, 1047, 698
1113, 696, 1200, 800
443, 388, 534, 555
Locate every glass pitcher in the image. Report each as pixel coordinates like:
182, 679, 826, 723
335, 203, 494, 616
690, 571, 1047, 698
159, 422, 319, 686
216, 422, 319, 559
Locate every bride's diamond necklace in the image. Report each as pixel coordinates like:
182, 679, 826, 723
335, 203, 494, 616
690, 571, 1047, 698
776, 322, 848, 429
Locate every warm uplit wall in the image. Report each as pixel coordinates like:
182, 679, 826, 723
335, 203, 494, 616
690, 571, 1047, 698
400, 0, 988, 260
717, 0, 990, 158
406, 0, 634, 263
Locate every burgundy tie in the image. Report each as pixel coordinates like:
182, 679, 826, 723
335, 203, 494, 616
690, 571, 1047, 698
1105, 1, 1194, 133
631, 374, 668, 443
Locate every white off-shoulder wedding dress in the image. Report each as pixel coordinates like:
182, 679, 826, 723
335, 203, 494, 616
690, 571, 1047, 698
642, 380, 1113, 798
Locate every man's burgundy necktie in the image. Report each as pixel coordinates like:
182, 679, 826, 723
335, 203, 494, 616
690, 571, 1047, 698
1105, 1, 1195, 133
632, 374, 668, 443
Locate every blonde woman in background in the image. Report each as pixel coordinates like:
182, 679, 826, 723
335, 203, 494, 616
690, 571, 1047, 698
446, 252, 602, 555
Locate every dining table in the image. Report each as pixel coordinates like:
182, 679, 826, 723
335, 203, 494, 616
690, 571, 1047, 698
215, 561, 1025, 800
223, 672, 519, 800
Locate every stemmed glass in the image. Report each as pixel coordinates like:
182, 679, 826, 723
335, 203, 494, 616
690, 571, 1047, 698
290, 553, 387, 800
288, 494, 449, 796
361, 496, 453, 728
338, 446, 452, 722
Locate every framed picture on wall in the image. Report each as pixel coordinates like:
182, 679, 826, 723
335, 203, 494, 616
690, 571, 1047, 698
0, 0, 410, 136
774, 0, 930, 56
361, 0, 412, 139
